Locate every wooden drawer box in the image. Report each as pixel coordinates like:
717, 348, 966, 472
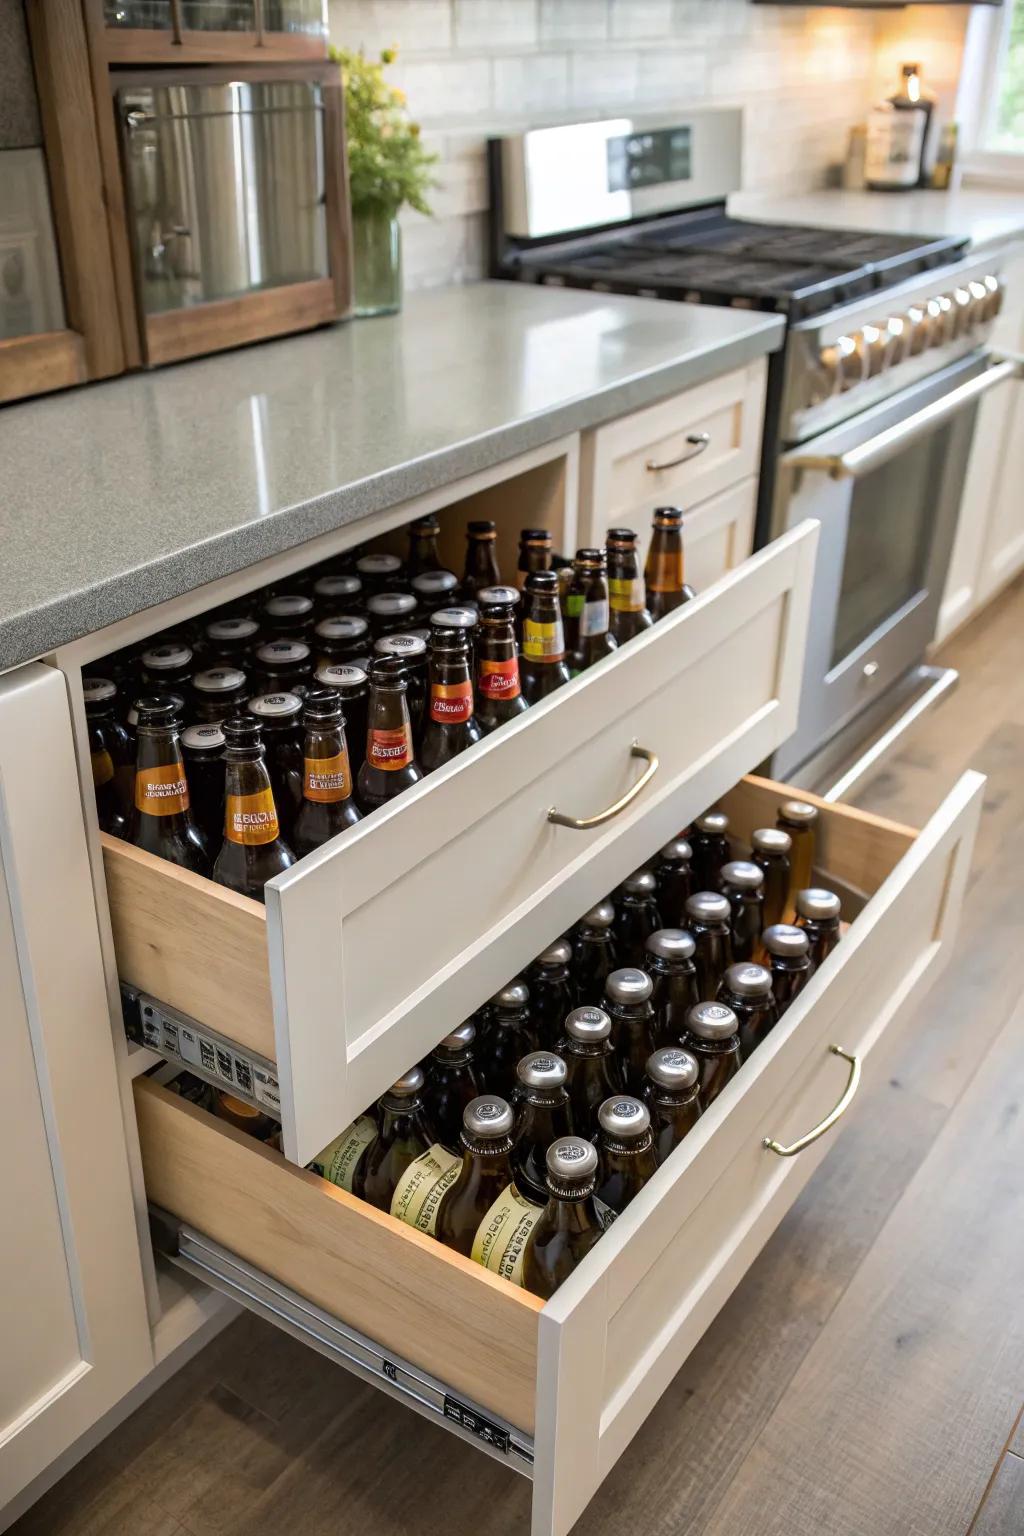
135, 769, 983, 1536
104, 520, 818, 1165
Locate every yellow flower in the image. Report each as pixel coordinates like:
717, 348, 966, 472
381, 46, 397, 64
392, 87, 406, 105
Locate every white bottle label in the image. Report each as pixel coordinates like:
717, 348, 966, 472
580, 597, 610, 638
866, 105, 924, 188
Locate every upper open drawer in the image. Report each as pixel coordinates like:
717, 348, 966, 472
104, 520, 818, 1162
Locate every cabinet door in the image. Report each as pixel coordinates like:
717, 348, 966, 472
0, 665, 152, 1511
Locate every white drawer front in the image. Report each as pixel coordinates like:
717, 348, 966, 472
680, 475, 757, 592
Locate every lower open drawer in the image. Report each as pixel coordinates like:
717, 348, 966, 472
134, 770, 983, 1536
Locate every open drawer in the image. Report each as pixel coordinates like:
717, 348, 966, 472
106, 520, 818, 1164
134, 767, 983, 1536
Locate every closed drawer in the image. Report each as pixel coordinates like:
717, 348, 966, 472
678, 474, 757, 592
135, 767, 983, 1536
105, 520, 818, 1164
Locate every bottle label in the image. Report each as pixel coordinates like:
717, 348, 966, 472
565, 593, 584, 619
91, 749, 114, 788
592, 1195, 619, 1232
477, 656, 521, 700
580, 597, 610, 637
303, 750, 353, 803
368, 724, 414, 771
523, 617, 566, 663
471, 1183, 542, 1286
308, 1115, 378, 1192
226, 788, 280, 846
135, 762, 190, 816
646, 552, 685, 595
609, 576, 646, 613
429, 679, 474, 724
390, 1143, 462, 1234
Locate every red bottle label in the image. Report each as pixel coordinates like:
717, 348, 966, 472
368, 724, 414, 770
429, 680, 474, 724
477, 656, 521, 700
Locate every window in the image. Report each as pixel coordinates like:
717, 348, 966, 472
990, 0, 1024, 151
959, 0, 1024, 179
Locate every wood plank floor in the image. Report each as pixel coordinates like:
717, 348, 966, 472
11, 576, 1024, 1536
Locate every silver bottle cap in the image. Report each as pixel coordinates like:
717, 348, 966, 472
389, 1066, 424, 1095
644, 929, 695, 962
516, 1052, 567, 1091
356, 553, 402, 577
490, 978, 529, 1011
685, 891, 731, 924
695, 810, 728, 835
193, 666, 246, 693
686, 1001, 739, 1041
411, 570, 459, 597
206, 616, 258, 642
248, 691, 303, 718
779, 799, 819, 827
646, 1047, 700, 1092
83, 676, 117, 703
720, 859, 764, 891
477, 585, 521, 608
598, 1095, 651, 1139
431, 606, 478, 630
142, 641, 192, 670
762, 923, 810, 958
315, 663, 367, 689
622, 867, 657, 897
463, 1095, 514, 1139
565, 1006, 612, 1043
367, 592, 417, 617
796, 888, 841, 921
722, 961, 773, 998
546, 1136, 598, 1185
264, 593, 312, 619
313, 573, 361, 599
375, 633, 427, 658
659, 837, 692, 863
316, 615, 368, 641
605, 967, 654, 1005
752, 827, 792, 855
580, 899, 615, 929
182, 723, 226, 751
535, 938, 572, 968
434, 1020, 477, 1054
256, 640, 310, 665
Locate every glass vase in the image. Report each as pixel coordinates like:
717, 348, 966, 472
352, 207, 402, 318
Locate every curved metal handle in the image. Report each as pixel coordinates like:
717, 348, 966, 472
763, 1045, 861, 1157
646, 431, 710, 473
548, 743, 659, 830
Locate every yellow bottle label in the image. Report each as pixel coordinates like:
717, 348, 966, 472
608, 576, 646, 613
308, 1114, 378, 1192
390, 1143, 462, 1234
522, 617, 565, 662
471, 1183, 542, 1287
135, 761, 190, 816
226, 787, 280, 846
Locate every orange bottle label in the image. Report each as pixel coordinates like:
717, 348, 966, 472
303, 750, 352, 803
429, 679, 474, 724
646, 551, 685, 594
368, 724, 413, 771
477, 656, 521, 700
91, 749, 114, 788
226, 788, 280, 845
135, 761, 190, 817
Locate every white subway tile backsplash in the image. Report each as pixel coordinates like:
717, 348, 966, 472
329, 0, 452, 54
453, 0, 538, 50
569, 48, 641, 109
389, 54, 494, 119
495, 52, 572, 115
610, 0, 673, 41
540, 0, 609, 44
636, 45, 707, 104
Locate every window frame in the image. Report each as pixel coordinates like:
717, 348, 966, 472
958, 0, 1024, 184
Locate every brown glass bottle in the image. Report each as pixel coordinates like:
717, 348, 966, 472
252, 640, 313, 698
690, 810, 730, 893
594, 1096, 658, 1219
247, 693, 305, 837
474, 586, 529, 732
606, 528, 653, 643
614, 867, 662, 967
312, 572, 363, 619
428, 607, 479, 677
411, 569, 459, 620
314, 664, 368, 785
130, 697, 210, 874
425, 1020, 482, 1152
366, 592, 419, 641
521, 571, 571, 703
374, 634, 428, 745
479, 979, 536, 1100
355, 551, 404, 595
566, 549, 618, 674
356, 657, 424, 812
679, 1001, 742, 1107
529, 938, 576, 1051
435, 1096, 515, 1256
204, 615, 260, 665
795, 888, 842, 972
213, 716, 296, 902
654, 836, 693, 928
191, 666, 250, 725
140, 639, 194, 693
572, 899, 619, 1008
406, 513, 443, 578
462, 519, 502, 601
84, 677, 133, 837
359, 1067, 436, 1210
291, 690, 362, 856
642, 1048, 702, 1163
719, 859, 765, 963
777, 800, 819, 922
751, 827, 792, 930
181, 723, 225, 852
761, 924, 811, 1016
313, 615, 370, 668
643, 929, 700, 1048
562, 1006, 624, 1138
522, 1138, 604, 1299
262, 592, 314, 638
685, 890, 735, 1001
516, 527, 552, 590
512, 1052, 574, 1205
604, 967, 658, 1096
420, 624, 483, 773
716, 962, 777, 1061
645, 506, 695, 619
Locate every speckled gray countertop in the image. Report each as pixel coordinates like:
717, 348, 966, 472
730, 186, 1024, 255
0, 281, 783, 672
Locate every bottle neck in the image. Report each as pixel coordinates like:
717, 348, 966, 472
546, 1189, 598, 1231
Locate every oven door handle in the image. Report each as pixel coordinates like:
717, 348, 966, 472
788, 355, 1024, 481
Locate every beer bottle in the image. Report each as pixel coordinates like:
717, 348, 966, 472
140, 639, 194, 693
313, 615, 370, 668
529, 938, 576, 1050
643, 1048, 702, 1163
213, 716, 296, 901
594, 1096, 658, 1219
761, 924, 811, 1017
521, 571, 571, 703
562, 1006, 624, 1138
411, 569, 459, 620
719, 859, 765, 963
679, 1001, 742, 1107
795, 887, 842, 972
314, 664, 368, 785
645, 506, 695, 620
181, 722, 225, 852
130, 698, 210, 874
420, 623, 483, 774
572, 899, 618, 1007
435, 1096, 515, 1256
603, 967, 658, 1096
252, 640, 313, 698
203, 615, 260, 665
373, 636, 426, 744
309, 1112, 380, 1195
429, 606, 479, 676
512, 1052, 574, 1205
777, 800, 819, 921
751, 827, 792, 930
685, 890, 735, 1001
291, 690, 362, 856
262, 592, 313, 638
716, 961, 777, 1060
407, 513, 443, 578
643, 929, 699, 1047
366, 591, 419, 641
516, 527, 552, 590
356, 657, 424, 812
614, 867, 662, 967
84, 677, 133, 837
606, 529, 653, 643
191, 667, 249, 725
247, 693, 305, 837
690, 810, 730, 893
479, 979, 536, 1101
356, 551, 404, 595
462, 519, 502, 601
566, 549, 617, 674
655, 836, 693, 928
426, 1021, 483, 1153
475, 586, 529, 732
360, 1067, 436, 1210
312, 572, 363, 619
523, 1138, 604, 1298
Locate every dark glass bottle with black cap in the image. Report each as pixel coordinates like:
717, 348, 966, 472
314, 664, 368, 784
643, 929, 699, 1048
247, 692, 305, 837
679, 1001, 743, 1107
645, 506, 696, 620
572, 899, 618, 1007
420, 622, 483, 774
685, 890, 735, 1001
426, 1021, 482, 1153
359, 1067, 436, 1210
204, 615, 260, 666
436, 1095, 515, 1256
643, 1048, 702, 1162
594, 1095, 658, 1218
655, 837, 693, 928
512, 1052, 574, 1205
521, 571, 571, 703
462, 519, 502, 601
795, 888, 842, 972
84, 677, 134, 837
719, 859, 765, 963
564, 549, 617, 674
191, 666, 249, 725
291, 689, 362, 856
130, 697, 210, 874
604, 967, 658, 1096
367, 591, 419, 642
475, 586, 529, 732
140, 639, 194, 693
717, 962, 777, 1060
356, 551, 405, 595
252, 640, 313, 698
691, 810, 730, 893
314, 615, 370, 668
751, 827, 792, 930
479, 979, 536, 1100
562, 1006, 624, 1137
529, 938, 576, 1050
262, 592, 314, 638
523, 1138, 604, 1299
761, 924, 811, 1016
356, 657, 424, 812
181, 722, 225, 851
516, 527, 552, 590
606, 528, 653, 643
213, 716, 295, 901
778, 800, 819, 921
412, 569, 459, 620
614, 867, 662, 967
313, 572, 363, 619
406, 513, 443, 578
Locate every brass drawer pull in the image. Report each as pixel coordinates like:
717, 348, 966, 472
646, 431, 710, 472
763, 1045, 861, 1157
548, 743, 659, 830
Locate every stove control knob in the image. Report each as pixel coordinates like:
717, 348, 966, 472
967, 280, 989, 331
983, 274, 1004, 321
951, 286, 973, 338
885, 315, 909, 366
854, 323, 889, 379
819, 334, 858, 395
905, 303, 929, 356
936, 294, 956, 345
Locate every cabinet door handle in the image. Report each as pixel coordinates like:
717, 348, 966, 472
548, 743, 659, 830
646, 431, 710, 472
762, 1045, 861, 1157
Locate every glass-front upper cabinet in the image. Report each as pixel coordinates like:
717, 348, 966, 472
101, 0, 326, 48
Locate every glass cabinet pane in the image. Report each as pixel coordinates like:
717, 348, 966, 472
0, 150, 66, 340
180, 0, 257, 30
104, 0, 173, 26
263, 0, 327, 37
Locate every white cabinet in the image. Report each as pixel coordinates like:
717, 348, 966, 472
0, 665, 152, 1512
